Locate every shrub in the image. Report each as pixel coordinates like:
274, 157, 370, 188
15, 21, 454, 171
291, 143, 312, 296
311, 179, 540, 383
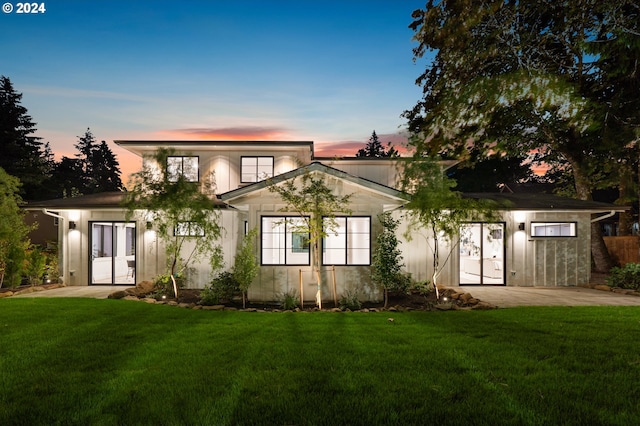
200, 272, 239, 305
411, 279, 433, 296
153, 273, 186, 298
280, 290, 300, 310
24, 246, 47, 285
338, 290, 362, 311
607, 263, 640, 291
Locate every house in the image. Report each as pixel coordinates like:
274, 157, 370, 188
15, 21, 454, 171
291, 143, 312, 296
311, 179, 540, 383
26, 140, 624, 303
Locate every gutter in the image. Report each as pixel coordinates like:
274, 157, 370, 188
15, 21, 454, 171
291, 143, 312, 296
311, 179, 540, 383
591, 210, 616, 223
42, 208, 65, 223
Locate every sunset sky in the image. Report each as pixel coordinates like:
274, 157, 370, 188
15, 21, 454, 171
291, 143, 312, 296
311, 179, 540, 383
2, 0, 429, 181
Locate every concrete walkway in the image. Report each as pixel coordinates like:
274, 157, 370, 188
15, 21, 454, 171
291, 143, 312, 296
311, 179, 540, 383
8, 284, 640, 307
10, 286, 119, 299
450, 285, 640, 308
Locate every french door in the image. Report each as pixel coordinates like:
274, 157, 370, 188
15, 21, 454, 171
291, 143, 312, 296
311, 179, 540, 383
459, 223, 505, 285
90, 221, 136, 285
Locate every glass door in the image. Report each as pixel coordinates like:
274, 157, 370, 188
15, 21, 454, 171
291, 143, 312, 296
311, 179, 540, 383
90, 221, 136, 285
459, 223, 505, 285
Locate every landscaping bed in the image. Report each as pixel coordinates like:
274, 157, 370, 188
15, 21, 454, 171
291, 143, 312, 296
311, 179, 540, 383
106, 281, 497, 312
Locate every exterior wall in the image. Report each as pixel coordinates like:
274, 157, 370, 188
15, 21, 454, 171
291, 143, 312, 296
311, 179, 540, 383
238, 176, 402, 303
142, 150, 302, 194
397, 210, 593, 288
320, 159, 402, 189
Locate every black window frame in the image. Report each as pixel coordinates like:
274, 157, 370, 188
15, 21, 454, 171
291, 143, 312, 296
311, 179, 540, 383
261, 215, 310, 265
322, 216, 371, 266
167, 155, 199, 182
241, 156, 274, 183
530, 221, 578, 238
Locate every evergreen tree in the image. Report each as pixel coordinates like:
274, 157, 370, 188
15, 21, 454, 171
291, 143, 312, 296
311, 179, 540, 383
0, 76, 48, 200
356, 131, 399, 158
92, 140, 124, 193
74, 128, 98, 194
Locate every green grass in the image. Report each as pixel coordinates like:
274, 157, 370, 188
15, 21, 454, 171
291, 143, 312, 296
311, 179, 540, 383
1, 299, 639, 425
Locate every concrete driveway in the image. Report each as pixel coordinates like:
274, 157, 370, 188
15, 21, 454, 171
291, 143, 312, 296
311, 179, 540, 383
450, 286, 640, 308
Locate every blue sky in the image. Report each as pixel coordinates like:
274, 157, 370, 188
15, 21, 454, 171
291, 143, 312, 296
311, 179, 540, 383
2, 0, 429, 179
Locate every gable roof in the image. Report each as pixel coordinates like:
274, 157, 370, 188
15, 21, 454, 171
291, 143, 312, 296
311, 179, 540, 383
220, 161, 410, 204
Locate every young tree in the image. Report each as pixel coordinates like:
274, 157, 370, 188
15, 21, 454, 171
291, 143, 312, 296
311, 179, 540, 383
402, 149, 495, 298
0, 168, 33, 287
404, 0, 640, 271
123, 148, 223, 298
356, 131, 399, 158
0, 76, 48, 200
232, 227, 259, 309
267, 168, 352, 309
371, 212, 404, 308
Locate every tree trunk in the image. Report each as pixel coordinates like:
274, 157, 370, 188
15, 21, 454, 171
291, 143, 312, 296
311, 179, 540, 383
617, 163, 633, 236
567, 153, 614, 272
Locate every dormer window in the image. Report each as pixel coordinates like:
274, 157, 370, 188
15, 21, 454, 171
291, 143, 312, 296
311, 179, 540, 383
167, 156, 199, 182
241, 156, 274, 183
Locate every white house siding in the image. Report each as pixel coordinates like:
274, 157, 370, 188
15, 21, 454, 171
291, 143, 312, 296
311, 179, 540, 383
396, 210, 593, 288
141, 148, 306, 195
230, 173, 405, 303
320, 159, 402, 189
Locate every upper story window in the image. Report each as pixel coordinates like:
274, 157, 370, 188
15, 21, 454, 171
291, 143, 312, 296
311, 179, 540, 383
531, 222, 577, 237
167, 156, 199, 182
241, 156, 274, 183
323, 217, 371, 265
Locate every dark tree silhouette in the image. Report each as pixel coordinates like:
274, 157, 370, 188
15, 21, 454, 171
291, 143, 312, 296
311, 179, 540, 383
356, 131, 399, 158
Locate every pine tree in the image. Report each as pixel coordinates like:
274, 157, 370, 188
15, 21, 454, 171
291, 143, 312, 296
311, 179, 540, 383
356, 131, 399, 158
92, 140, 123, 193
0, 76, 48, 199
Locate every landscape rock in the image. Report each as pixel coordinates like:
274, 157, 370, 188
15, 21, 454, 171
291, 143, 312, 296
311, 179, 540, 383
108, 291, 127, 299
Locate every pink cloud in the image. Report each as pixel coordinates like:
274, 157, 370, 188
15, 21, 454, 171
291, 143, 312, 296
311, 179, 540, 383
160, 126, 292, 140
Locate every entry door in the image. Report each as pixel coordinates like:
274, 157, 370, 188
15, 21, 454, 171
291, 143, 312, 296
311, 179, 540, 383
459, 223, 505, 285
90, 222, 136, 285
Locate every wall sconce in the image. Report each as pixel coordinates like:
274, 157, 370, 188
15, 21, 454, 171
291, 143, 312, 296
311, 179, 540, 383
146, 221, 153, 229
69, 221, 77, 230
518, 222, 525, 231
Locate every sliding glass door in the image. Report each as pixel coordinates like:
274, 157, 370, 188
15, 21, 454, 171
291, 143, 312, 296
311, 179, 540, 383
90, 221, 136, 285
459, 223, 505, 285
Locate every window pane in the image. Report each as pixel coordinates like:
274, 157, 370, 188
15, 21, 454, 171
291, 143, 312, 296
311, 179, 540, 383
241, 157, 258, 182
531, 222, 576, 237
182, 157, 198, 182
167, 157, 181, 182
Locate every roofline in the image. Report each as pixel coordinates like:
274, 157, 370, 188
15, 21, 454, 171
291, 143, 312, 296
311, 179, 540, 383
220, 161, 410, 203
114, 140, 314, 148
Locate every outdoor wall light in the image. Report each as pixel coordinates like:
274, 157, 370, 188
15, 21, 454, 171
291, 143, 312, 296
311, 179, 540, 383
518, 222, 526, 231
69, 221, 77, 230
146, 221, 153, 229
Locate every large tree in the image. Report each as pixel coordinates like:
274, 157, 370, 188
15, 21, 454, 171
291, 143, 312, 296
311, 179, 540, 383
405, 0, 640, 272
0, 168, 32, 287
0, 76, 49, 200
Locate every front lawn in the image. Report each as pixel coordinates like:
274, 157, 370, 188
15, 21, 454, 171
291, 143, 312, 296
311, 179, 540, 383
1, 299, 639, 425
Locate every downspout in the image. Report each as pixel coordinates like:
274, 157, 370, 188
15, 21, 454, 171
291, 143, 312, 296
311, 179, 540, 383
42, 209, 66, 284
591, 210, 616, 223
